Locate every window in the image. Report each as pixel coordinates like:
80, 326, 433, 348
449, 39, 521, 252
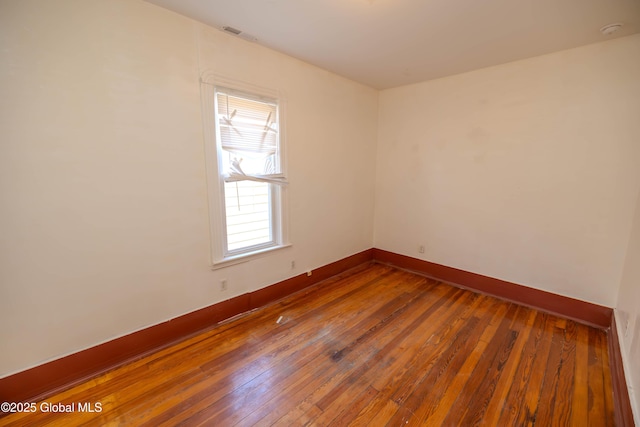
201, 78, 289, 266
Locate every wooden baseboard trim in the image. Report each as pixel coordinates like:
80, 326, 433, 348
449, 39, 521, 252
0, 291, 252, 405
0, 249, 374, 403
249, 249, 374, 309
3, 247, 631, 425
372, 249, 634, 424
608, 314, 635, 427
372, 248, 612, 328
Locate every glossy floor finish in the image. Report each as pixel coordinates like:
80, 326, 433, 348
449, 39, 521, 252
0, 263, 614, 426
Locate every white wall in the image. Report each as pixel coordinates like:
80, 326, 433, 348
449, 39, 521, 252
0, 0, 377, 378
617, 185, 640, 422
375, 35, 640, 307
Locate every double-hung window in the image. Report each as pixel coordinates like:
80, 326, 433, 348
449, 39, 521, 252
203, 81, 288, 265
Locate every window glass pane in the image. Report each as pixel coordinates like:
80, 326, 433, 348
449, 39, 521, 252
222, 150, 277, 177
224, 180, 272, 251
216, 91, 280, 176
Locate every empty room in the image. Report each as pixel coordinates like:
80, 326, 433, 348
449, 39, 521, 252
1, 0, 639, 425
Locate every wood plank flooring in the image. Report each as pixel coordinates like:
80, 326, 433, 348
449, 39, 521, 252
0, 263, 615, 426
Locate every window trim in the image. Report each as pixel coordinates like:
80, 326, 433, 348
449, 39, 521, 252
201, 73, 290, 268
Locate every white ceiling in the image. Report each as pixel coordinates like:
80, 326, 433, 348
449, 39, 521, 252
147, 0, 640, 89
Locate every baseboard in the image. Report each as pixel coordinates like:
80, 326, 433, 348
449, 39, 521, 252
0, 292, 251, 405
372, 248, 612, 328
372, 249, 633, 425
248, 249, 374, 309
608, 313, 636, 426
0, 249, 375, 403
2, 247, 631, 426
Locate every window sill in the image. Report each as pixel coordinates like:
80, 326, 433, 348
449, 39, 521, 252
210, 243, 292, 270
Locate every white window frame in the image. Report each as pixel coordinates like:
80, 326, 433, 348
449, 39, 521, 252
201, 73, 290, 268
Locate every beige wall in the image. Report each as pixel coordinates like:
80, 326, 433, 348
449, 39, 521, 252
0, 0, 377, 377
375, 35, 640, 307
617, 186, 640, 420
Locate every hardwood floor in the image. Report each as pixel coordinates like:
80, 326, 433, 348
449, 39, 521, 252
0, 263, 614, 426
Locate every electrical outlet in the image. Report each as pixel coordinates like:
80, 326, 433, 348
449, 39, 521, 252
291, 260, 296, 269
220, 279, 228, 291
418, 245, 425, 254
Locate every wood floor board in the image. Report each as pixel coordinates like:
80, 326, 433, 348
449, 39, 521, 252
481, 307, 537, 426
242, 275, 441, 426
345, 395, 399, 427
553, 320, 579, 426
456, 308, 526, 425
141, 268, 420, 426
516, 312, 558, 425
0, 264, 615, 427
534, 321, 567, 425
195, 274, 434, 426
367, 288, 480, 393
439, 304, 521, 426
601, 332, 616, 426
571, 324, 590, 426
385, 290, 481, 406
587, 327, 610, 426
299, 288, 479, 426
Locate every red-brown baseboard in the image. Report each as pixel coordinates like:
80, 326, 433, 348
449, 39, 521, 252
1, 247, 633, 425
0, 249, 374, 404
0, 292, 251, 405
248, 249, 374, 309
608, 315, 635, 427
373, 248, 612, 328
372, 249, 634, 425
